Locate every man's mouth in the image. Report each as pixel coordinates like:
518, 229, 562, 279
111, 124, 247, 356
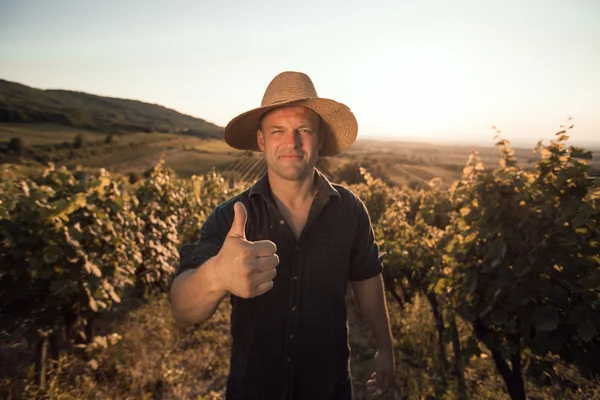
279, 154, 303, 159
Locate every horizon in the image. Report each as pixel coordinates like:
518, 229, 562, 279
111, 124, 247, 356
2, 76, 599, 151
1, 0, 599, 148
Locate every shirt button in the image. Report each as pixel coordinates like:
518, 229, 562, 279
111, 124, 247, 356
280, 220, 285, 225
287, 357, 291, 362
289, 334, 294, 339
293, 276, 298, 280
291, 306, 296, 311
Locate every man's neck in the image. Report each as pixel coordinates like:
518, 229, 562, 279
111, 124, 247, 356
267, 168, 318, 209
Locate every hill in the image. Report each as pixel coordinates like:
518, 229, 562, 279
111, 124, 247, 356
0, 79, 223, 138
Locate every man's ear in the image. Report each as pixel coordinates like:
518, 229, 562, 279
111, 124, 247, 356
257, 130, 265, 151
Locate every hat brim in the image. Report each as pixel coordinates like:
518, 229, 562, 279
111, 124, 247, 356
223, 98, 357, 157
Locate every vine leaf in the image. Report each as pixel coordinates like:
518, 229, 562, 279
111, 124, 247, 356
532, 306, 559, 332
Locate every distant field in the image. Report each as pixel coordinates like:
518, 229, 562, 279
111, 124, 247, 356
0, 123, 104, 144
63, 140, 239, 177
397, 164, 460, 185
347, 139, 600, 171
347, 139, 542, 167
2, 124, 598, 186
66, 146, 167, 174
0, 124, 229, 148
163, 150, 237, 178
192, 139, 242, 153
0, 123, 240, 177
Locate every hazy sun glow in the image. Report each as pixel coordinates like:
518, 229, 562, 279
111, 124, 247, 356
0, 0, 598, 148
371, 61, 473, 137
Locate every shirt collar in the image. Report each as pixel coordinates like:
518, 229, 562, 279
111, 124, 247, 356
249, 168, 340, 202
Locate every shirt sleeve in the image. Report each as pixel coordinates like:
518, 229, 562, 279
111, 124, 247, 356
174, 204, 232, 278
348, 196, 385, 281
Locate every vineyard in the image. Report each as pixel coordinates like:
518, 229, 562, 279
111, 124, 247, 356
1, 127, 599, 399
220, 156, 267, 183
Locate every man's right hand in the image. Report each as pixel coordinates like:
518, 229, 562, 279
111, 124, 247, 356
213, 201, 279, 298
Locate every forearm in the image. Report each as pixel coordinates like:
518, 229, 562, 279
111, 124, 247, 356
169, 256, 229, 324
352, 275, 394, 352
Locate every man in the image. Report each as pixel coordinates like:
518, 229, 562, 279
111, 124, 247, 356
169, 71, 395, 399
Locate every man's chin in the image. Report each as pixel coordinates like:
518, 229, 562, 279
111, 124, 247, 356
268, 164, 314, 181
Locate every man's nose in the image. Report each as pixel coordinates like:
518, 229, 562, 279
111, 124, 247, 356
284, 130, 301, 147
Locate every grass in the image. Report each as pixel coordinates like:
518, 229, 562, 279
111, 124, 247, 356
0, 292, 233, 400
2, 287, 598, 400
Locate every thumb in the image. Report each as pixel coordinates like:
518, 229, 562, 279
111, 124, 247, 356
229, 201, 248, 239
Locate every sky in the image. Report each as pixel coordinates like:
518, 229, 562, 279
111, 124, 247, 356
1, 0, 599, 148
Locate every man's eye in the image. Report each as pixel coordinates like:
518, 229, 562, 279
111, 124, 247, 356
299, 129, 312, 134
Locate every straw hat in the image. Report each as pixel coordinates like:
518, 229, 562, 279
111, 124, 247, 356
223, 71, 358, 156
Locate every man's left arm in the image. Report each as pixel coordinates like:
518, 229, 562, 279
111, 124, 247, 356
348, 196, 395, 397
351, 274, 395, 397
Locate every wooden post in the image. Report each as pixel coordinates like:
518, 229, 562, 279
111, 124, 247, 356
34, 334, 49, 388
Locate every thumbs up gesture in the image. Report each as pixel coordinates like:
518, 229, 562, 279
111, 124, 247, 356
213, 202, 279, 299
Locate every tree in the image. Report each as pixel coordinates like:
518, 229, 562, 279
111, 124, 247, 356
74, 134, 85, 149
448, 126, 600, 400
7, 137, 25, 156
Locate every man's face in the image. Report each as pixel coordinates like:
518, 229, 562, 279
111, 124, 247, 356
257, 106, 323, 182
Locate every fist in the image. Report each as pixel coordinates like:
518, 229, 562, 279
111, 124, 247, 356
214, 202, 279, 298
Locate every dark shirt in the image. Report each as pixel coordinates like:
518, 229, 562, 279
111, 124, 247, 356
176, 169, 383, 400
